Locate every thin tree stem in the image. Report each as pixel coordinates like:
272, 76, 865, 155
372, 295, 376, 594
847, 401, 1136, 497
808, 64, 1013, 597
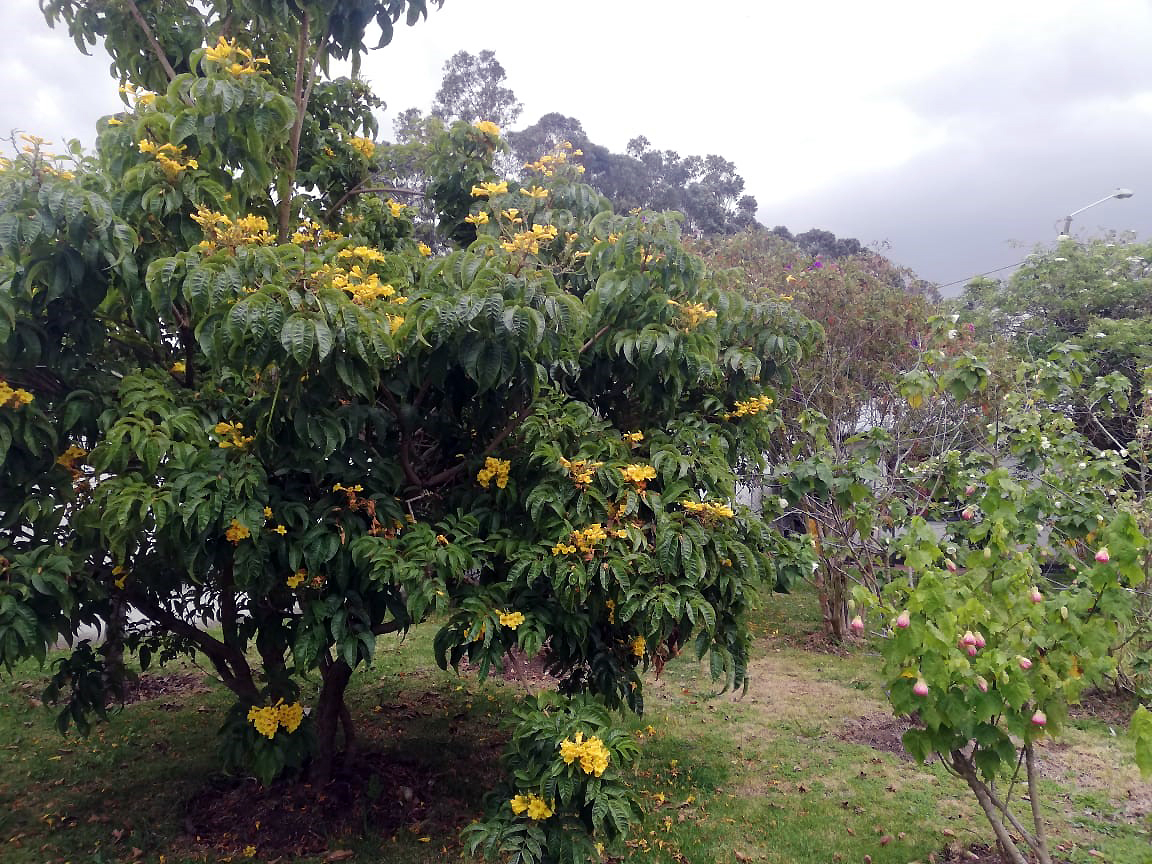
124, 0, 177, 83
1025, 743, 1052, 864
277, 11, 319, 243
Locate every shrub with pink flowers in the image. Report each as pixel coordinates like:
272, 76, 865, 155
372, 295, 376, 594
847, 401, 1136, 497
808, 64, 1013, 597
857, 347, 1152, 864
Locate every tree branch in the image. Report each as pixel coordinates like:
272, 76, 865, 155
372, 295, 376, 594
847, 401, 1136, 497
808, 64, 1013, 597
325, 185, 426, 224
581, 325, 611, 354
380, 387, 425, 488
276, 11, 321, 243
371, 618, 406, 636
124, 0, 177, 83
129, 591, 258, 701
424, 403, 535, 489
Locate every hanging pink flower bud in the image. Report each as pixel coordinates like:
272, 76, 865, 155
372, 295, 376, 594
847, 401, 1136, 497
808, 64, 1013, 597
975, 676, 989, 693
1018, 656, 1033, 670
974, 631, 986, 649
1031, 709, 1047, 726
913, 678, 929, 696
850, 615, 865, 633
1095, 547, 1110, 563
945, 559, 958, 573
962, 508, 974, 520
965, 485, 976, 496
895, 610, 910, 629
967, 645, 978, 656
962, 630, 977, 646
1030, 586, 1043, 604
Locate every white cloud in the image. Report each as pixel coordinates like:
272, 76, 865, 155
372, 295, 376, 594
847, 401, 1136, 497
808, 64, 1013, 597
1, 0, 1148, 285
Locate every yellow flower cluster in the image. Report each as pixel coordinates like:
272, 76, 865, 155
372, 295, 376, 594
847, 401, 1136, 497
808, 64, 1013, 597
0, 379, 34, 409
559, 732, 610, 777
226, 519, 251, 544
570, 523, 608, 555
290, 219, 343, 248
170, 360, 186, 375
667, 299, 717, 330
39, 163, 75, 180
471, 181, 509, 198
524, 140, 585, 176
417, 242, 432, 257
631, 635, 646, 658
387, 199, 406, 218
214, 421, 254, 449
247, 699, 304, 739
619, 464, 657, 487
520, 185, 549, 199
682, 500, 735, 520
498, 610, 525, 630
474, 120, 501, 138
509, 793, 553, 820
286, 569, 307, 590
552, 542, 577, 556
336, 245, 386, 264
477, 457, 511, 489
112, 565, 128, 590
559, 457, 602, 488
623, 431, 644, 445
501, 224, 559, 256
327, 264, 400, 305
349, 137, 376, 159
247, 704, 278, 738
465, 211, 490, 225
723, 394, 774, 420
119, 83, 156, 108
138, 140, 198, 181
192, 208, 274, 253
202, 36, 269, 76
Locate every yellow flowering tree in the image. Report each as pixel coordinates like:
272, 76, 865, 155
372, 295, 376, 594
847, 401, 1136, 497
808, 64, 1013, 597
1, 1, 819, 859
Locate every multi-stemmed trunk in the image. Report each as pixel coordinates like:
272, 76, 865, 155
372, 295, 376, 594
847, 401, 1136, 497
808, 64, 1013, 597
950, 744, 1052, 864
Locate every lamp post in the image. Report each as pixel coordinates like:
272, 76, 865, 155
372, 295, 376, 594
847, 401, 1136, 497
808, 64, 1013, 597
1057, 188, 1134, 239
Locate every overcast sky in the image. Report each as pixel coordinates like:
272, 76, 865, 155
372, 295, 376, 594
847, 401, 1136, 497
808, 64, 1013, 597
4, 0, 1150, 290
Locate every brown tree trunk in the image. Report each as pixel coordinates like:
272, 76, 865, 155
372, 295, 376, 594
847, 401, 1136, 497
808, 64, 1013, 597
311, 658, 353, 785
104, 594, 129, 701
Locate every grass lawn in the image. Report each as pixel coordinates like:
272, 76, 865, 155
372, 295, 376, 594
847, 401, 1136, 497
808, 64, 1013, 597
0, 586, 1148, 863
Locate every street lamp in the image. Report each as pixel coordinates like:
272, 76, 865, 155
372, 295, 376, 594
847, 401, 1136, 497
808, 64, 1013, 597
1057, 188, 1134, 239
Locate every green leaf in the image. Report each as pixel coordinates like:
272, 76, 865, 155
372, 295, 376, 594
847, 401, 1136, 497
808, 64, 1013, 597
280, 313, 315, 366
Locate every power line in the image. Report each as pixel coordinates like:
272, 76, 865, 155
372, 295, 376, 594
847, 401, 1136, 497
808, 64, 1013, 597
938, 259, 1031, 290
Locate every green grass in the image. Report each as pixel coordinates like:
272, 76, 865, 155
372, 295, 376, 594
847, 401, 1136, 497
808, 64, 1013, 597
0, 585, 1147, 863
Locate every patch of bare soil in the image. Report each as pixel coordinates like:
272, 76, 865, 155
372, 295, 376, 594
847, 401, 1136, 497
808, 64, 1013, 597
766, 626, 855, 656
458, 647, 559, 687
182, 745, 502, 858
122, 672, 210, 706
936, 842, 1003, 863
836, 712, 918, 761
1068, 687, 1139, 728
